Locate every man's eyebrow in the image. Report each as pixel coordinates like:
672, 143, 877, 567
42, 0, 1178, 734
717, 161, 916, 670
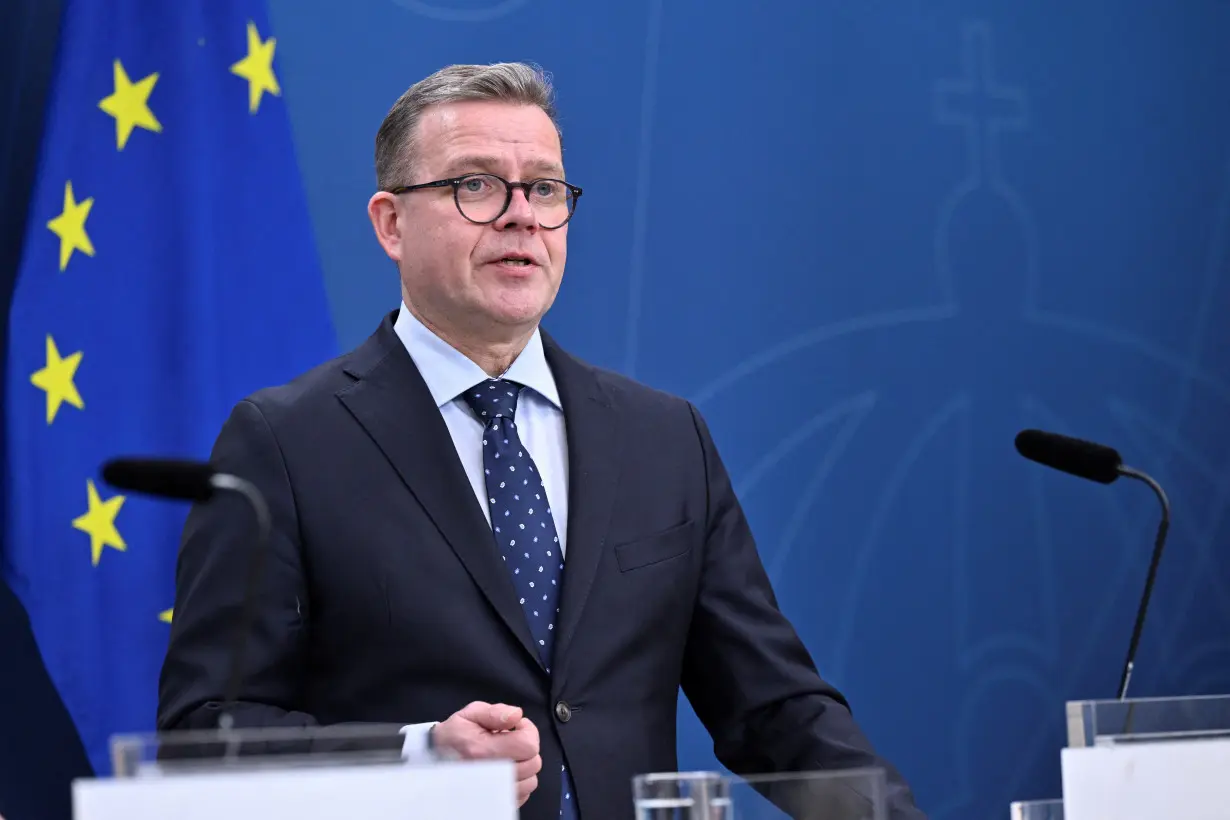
442, 155, 502, 175
523, 159, 565, 178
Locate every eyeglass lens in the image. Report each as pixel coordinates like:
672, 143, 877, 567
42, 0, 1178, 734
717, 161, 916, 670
456, 174, 575, 227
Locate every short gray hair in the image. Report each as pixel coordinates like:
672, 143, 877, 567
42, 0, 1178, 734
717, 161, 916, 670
375, 62, 561, 190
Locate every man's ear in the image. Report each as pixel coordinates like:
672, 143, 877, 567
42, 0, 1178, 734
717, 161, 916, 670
367, 191, 403, 263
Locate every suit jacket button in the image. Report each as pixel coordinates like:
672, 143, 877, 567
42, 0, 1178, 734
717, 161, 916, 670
555, 701, 572, 722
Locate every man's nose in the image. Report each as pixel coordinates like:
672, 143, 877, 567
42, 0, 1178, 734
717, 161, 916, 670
495, 185, 538, 231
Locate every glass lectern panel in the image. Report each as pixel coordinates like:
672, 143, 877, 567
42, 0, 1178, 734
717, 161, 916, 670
110, 723, 452, 778
632, 768, 888, 819
1065, 693, 1230, 748
1009, 798, 1064, 819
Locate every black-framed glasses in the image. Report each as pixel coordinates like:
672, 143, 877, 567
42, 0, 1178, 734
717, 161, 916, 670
387, 173, 582, 229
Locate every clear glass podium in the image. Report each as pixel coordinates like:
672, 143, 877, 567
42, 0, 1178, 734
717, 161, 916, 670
1009, 693, 1230, 819
633, 767, 888, 819
108, 722, 442, 776
72, 724, 516, 820
1065, 692, 1230, 747
1008, 798, 1064, 819
82, 724, 892, 819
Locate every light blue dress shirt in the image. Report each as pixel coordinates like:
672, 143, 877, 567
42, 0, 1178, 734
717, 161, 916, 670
392, 302, 570, 552
391, 302, 570, 754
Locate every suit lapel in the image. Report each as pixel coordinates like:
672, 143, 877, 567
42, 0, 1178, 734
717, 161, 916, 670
337, 314, 544, 668
543, 333, 623, 682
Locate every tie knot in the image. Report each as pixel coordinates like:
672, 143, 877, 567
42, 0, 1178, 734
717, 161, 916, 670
464, 379, 523, 423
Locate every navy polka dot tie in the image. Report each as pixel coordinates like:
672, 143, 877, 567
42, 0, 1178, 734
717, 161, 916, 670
463, 378, 577, 819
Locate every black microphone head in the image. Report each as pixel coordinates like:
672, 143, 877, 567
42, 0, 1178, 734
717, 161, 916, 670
101, 458, 217, 502
1014, 429, 1123, 484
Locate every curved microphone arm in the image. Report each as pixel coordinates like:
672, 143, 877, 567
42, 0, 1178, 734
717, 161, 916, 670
209, 473, 273, 737
1115, 464, 1171, 701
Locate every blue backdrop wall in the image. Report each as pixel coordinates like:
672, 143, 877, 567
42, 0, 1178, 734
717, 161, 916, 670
3, 2, 1228, 819
264, 0, 1230, 816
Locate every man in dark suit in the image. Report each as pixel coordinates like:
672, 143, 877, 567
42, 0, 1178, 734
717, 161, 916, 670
156, 62, 926, 819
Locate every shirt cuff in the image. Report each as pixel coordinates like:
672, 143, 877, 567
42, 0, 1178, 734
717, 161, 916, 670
399, 722, 438, 760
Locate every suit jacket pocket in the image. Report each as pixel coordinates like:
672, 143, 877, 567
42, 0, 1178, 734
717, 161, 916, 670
614, 519, 697, 572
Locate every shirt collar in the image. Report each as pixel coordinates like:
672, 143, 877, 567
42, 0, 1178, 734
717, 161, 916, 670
392, 302, 562, 410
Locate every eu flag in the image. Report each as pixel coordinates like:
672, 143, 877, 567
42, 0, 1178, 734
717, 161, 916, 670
2, 0, 337, 783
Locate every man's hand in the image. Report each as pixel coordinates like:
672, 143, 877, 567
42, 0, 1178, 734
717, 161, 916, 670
432, 701, 542, 807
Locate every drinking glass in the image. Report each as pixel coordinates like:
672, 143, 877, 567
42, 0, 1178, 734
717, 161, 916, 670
633, 771, 732, 819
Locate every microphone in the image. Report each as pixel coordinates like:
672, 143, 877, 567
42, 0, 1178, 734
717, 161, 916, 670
1014, 430, 1171, 700
102, 458, 224, 502
101, 457, 272, 736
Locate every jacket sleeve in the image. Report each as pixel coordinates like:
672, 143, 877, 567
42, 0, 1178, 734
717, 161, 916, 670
679, 403, 927, 820
156, 397, 318, 733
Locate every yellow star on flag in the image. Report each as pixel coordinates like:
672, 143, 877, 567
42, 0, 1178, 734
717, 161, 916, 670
46, 181, 94, 272
230, 21, 280, 113
30, 334, 83, 424
159, 608, 174, 624
98, 59, 162, 150
73, 479, 126, 567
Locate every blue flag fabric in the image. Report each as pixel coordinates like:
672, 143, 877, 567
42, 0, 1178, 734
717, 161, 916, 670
2, 0, 337, 777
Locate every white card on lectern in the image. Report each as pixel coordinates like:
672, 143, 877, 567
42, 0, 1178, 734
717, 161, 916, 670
72, 758, 516, 820
1061, 736, 1230, 820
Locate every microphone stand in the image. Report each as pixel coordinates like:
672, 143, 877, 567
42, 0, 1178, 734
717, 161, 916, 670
210, 473, 273, 759
1115, 464, 1171, 701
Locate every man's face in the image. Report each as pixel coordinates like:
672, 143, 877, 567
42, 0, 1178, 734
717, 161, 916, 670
370, 100, 569, 343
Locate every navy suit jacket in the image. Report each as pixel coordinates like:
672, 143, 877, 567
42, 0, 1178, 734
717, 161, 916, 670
157, 310, 925, 820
